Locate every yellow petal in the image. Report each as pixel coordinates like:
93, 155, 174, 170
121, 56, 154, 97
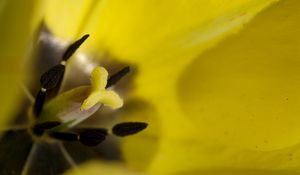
44, 0, 286, 174
79, 0, 277, 66
150, 138, 300, 175
149, 0, 300, 174
102, 97, 161, 171
84, 0, 281, 172
73, 0, 279, 146
64, 161, 142, 175
179, 0, 300, 151
44, 0, 97, 39
0, 0, 43, 128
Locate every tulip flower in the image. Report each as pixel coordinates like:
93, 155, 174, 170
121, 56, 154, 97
2, 0, 300, 175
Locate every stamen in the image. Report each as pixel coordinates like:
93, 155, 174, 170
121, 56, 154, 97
32, 121, 61, 136
112, 122, 148, 137
75, 128, 108, 136
34, 64, 65, 117
33, 90, 46, 117
40, 64, 65, 90
62, 34, 89, 61
49, 132, 79, 142
106, 66, 130, 88
79, 130, 106, 146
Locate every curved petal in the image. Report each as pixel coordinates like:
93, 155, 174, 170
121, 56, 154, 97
74, 0, 279, 143
84, 0, 280, 172
44, 0, 98, 39
44, 0, 283, 174
179, 0, 300, 151
64, 161, 143, 175
147, 0, 300, 174
0, 0, 43, 128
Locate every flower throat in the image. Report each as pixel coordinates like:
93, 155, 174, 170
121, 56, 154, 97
29, 34, 148, 147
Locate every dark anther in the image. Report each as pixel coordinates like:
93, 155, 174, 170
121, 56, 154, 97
79, 130, 106, 146
106, 66, 130, 88
112, 122, 148, 137
49, 132, 79, 141
33, 90, 46, 117
62, 34, 90, 61
40, 64, 65, 90
75, 128, 108, 136
32, 121, 61, 136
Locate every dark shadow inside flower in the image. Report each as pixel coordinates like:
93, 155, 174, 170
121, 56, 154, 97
24, 142, 72, 175
0, 130, 33, 175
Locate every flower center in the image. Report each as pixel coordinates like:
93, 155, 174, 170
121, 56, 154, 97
27, 34, 147, 147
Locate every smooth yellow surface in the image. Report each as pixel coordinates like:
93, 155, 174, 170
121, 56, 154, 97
64, 161, 141, 175
0, 0, 43, 129
150, 0, 300, 174
44, 0, 97, 40
180, 0, 300, 150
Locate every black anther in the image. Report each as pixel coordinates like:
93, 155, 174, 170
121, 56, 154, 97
33, 90, 46, 117
106, 66, 130, 88
112, 122, 148, 137
79, 130, 106, 146
49, 132, 79, 141
40, 64, 65, 90
62, 34, 89, 61
32, 121, 61, 136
